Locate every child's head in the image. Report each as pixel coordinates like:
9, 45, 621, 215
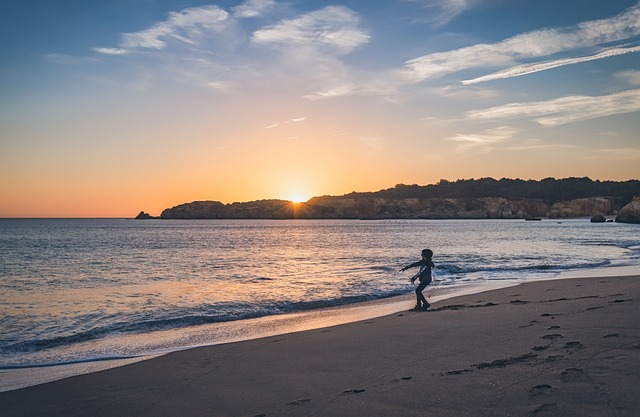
421, 248, 433, 259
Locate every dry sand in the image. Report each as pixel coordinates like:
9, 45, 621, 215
2, 275, 639, 417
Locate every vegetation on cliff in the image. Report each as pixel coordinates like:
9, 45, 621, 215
340, 177, 640, 203
142, 177, 640, 220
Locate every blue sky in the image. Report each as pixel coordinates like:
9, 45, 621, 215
1, 0, 639, 216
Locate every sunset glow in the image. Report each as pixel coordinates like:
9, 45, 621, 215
1, 1, 639, 217
287, 196, 308, 204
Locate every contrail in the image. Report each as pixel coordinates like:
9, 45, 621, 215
462, 45, 640, 85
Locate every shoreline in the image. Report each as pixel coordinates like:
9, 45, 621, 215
1, 264, 639, 393
2, 273, 638, 416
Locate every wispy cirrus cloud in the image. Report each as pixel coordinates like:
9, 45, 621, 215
447, 125, 518, 152
93, 5, 230, 54
89, 2, 373, 101
93, 1, 278, 56
404, 0, 477, 26
265, 116, 307, 129
232, 0, 275, 18
506, 141, 574, 152
616, 69, 640, 85
462, 44, 640, 85
467, 89, 640, 126
402, 3, 640, 82
251, 5, 370, 54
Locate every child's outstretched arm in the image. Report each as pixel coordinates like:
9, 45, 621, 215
400, 260, 421, 273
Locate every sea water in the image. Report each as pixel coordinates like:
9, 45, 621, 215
1, 218, 639, 388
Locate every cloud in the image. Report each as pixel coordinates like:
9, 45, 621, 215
462, 44, 640, 85
206, 81, 233, 91
506, 142, 574, 152
91, 47, 129, 56
467, 89, 640, 126
447, 125, 518, 152
592, 147, 640, 160
251, 6, 370, 54
232, 0, 275, 18
89, 2, 374, 101
404, 0, 476, 26
359, 135, 386, 153
616, 69, 640, 85
94, 5, 230, 54
264, 117, 306, 129
402, 3, 640, 82
431, 85, 500, 100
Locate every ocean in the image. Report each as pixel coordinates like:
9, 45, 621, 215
1, 218, 639, 389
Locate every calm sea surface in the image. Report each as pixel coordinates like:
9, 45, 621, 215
1, 218, 639, 372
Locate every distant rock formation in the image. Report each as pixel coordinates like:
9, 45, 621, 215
590, 214, 606, 223
615, 196, 640, 224
140, 177, 640, 220
547, 197, 617, 219
135, 211, 155, 219
155, 196, 625, 220
303, 196, 549, 219
160, 200, 295, 219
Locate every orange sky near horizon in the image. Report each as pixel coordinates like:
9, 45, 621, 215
2, 1, 640, 218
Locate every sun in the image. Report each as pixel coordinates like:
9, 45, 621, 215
286, 193, 309, 203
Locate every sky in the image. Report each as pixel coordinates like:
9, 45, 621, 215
1, 0, 639, 217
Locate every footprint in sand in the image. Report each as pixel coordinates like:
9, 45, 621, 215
528, 384, 552, 399
532, 345, 549, 351
563, 341, 583, 350
342, 389, 365, 394
541, 334, 564, 341
475, 353, 538, 369
287, 399, 311, 406
532, 402, 558, 414
541, 313, 564, 318
561, 367, 585, 382
444, 369, 473, 376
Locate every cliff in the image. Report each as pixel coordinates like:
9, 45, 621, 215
145, 177, 640, 220
547, 197, 618, 219
160, 200, 295, 219
302, 196, 550, 219
615, 196, 640, 224
157, 196, 622, 220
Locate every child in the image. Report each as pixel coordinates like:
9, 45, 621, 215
400, 248, 435, 310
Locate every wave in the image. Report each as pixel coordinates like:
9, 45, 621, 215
0, 257, 620, 359
0, 355, 143, 371
435, 259, 612, 276
0, 289, 410, 358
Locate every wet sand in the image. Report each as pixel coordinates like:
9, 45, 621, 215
2, 275, 639, 416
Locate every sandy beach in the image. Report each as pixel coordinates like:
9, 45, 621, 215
2, 275, 639, 417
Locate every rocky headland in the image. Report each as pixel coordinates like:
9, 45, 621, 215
615, 195, 640, 224
138, 177, 640, 222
